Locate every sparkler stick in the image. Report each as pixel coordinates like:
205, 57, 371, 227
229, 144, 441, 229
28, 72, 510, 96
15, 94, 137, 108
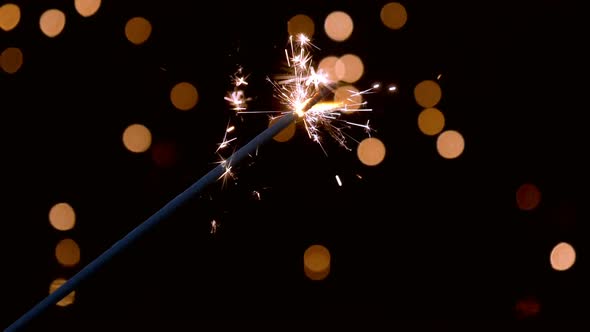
4, 110, 309, 332
6, 33, 366, 331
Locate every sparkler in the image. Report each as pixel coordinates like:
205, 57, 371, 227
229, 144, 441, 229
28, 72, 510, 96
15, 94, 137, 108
5, 34, 374, 331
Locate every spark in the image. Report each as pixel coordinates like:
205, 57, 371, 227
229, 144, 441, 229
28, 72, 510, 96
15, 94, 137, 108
335, 175, 342, 186
210, 220, 219, 234
388, 85, 397, 92
252, 190, 261, 200
216, 34, 376, 185
216, 120, 237, 152
224, 66, 251, 111
266, 34, 374, 152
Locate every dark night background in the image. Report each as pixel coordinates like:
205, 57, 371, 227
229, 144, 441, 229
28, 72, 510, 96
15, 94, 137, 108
2, 0, 588, 330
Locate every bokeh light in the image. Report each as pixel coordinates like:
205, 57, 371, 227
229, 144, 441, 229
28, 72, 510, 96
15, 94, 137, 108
514, 297, 541, 319
436, 130, 464, 159
39, 9, 66, 38
357, 137, 386, 166
55, 238, 81, 267
380, 2, 408, 30
414, 79, 442, 108
324, 11, 353, 42
418, 108, 445, 136
125, 17, 152, 45
287, 14, 314, 38
516, 183, 541, 211
333, 85, 362, 110
122, 124, 152, 153
318, 56, 339, 81
151, 141, 178, 168
304, 244, 331, 281
270, 117, 296, 142
1, 47, 23, 74
170, 82, 199, 111
49, 202, 76, 231
0, 3, 20, 31
49, 279, 75, 307
74, 0, 101, 18
550, 242, 576, 271
335, 54, 364, 83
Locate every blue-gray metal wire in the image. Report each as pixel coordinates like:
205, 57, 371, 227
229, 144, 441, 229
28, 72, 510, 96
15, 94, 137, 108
4, 113, 297, 332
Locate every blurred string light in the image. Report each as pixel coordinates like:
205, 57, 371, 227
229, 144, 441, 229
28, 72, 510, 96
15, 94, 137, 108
418, 108, 445, 136
324, 11, 353, 42
122, 123, 152, 153
550, 242, 576, 271
55, 238, 81, 267
516, 183, 541, 211
125, 16, 151, 45
380, 2, 408, 30
1, 47, 23, 74
288, 14, 314, 38
0, 2, 20, 31
39, 9, 66, 38
357, 137, 386, 166
413, 79, 465, 159
49, 279, 75, 307
170, 81, 199, 111
48, 203, 80, 307
74, 0, 101, 18
49, 203, 76, 231
304, 244, 331, 281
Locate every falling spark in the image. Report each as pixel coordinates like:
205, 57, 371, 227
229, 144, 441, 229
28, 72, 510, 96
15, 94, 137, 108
437, 73, 442, 80
335, 175, 342, 186
210, 220, 219, 234
252, 190, 261, 200
388, 85, 397, 92
356, 174, 362, 179
224, 66, 251, 111
216, 120, 238, 152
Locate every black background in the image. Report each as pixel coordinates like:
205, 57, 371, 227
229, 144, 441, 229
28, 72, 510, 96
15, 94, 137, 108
3, 0, 588, 330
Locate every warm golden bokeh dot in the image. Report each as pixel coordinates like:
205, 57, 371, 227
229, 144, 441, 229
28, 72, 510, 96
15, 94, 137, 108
357, 137, 386, 166
324, 11, 353, 42
0, 3, 20, 31
418, 108, 445, 136
318, 56, 339, 81
304, 244, 331, 281
170, 82, 199, 111
1, 47, 23, 74
49, 279, 75, 307
122, 124, 152, 153
334, 85, 362, 111
39, 9, 66, 38
516, 183, 541, 211
55, 238, 81, 267
380, 2, 408, 30
269, 117, 296, 142
287, 14, 314, 38
335, 54, 364, 83
414, 80, 442, 108
436, 130, 464, 159
49, 202, 76, 231
75, 0, 101, 17
125, 17, 152, 45
550, 242, 576, 271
